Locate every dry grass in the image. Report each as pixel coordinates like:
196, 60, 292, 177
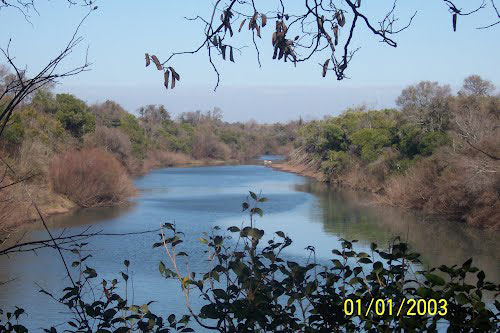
49, 148, 136, 208
141, 150, 193, 173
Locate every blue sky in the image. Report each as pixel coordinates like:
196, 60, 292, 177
1, 0, 499, 122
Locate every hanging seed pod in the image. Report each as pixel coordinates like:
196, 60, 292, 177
249, 12, 258, 30
282, 22, 288, 33
261, 14, 267, 27
168, 67, 180, 81
229, 46, 235, 62
239, 19, 247, 32
145, 53, 151, 67
272, 32, 277, 46
212, 36, 218, 47
278, 46, 285, 60
221, 45, 227, 60
357, 0, 361, 7
164, 70, 170, 90
322, 59, 330, 77
256, 25, 261, 38
151, 55, 162, 70
272, 45, 279, 59
338, 12, 346, 27
452, 13, 457, 31
171, 76, 176, 89
294, 35, 299, 41
317, 16, 325, 33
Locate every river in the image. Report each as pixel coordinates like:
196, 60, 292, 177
0, 163, 498, 330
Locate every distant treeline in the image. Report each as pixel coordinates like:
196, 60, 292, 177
0, 87, 299, 228
1, 74, 498, 230
289, 75, 499, 229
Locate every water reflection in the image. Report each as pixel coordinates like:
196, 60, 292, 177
296, 179, 500, 281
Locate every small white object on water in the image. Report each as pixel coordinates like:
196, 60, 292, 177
263, 160, 272, 165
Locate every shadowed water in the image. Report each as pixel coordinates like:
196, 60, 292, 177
0, 164, 497, 330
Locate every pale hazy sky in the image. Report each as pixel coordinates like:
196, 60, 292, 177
1, 0, 499, 122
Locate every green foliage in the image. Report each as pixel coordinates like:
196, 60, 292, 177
32, 90, 57, 114
351, 128, 392, 162
35, 245, 193, 332
1, 113, 24, 146
120, 113, 147, 158
397, 124, 449, 158
155, 197, 499, 332
54, 94, 95, 137
418, 131, 449, 156
321, 150, 351, 174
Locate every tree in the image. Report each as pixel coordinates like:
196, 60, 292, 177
54, 93, 95, 137
396, 81, 452, 132
0, 8, 94, 138
89, 100, 128, 127
460, 75, 496, 96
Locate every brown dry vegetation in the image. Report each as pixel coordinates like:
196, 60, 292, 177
49, 148, 136, 208
383, 94, 500, 228
290, 76, 499, 229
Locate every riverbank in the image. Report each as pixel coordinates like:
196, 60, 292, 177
271, 158, 499, 230
0, 157, 242, 233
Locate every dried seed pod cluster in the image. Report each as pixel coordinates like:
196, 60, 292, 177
244, 11, 267, 38
271, 18, 296, 64
336, 10, 346, 27
221, 9, 234, 37
213, 37, 236, 63
145, 53, 181, 91
320, 10, 350, 78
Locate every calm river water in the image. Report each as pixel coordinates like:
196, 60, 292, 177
0, 163, 498, 330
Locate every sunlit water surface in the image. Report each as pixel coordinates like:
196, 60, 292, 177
0, 164, 498, 331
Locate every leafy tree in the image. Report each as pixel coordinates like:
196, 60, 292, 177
54, 93, 95, 138
351, 128, 392, 162
32, 90, 57, 114
120, 113, 147, 158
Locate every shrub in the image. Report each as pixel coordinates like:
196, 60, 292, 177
417, 131, 449, 156
1, 113, 24, 147
120, 113, 147, 158
142, 149, 193, 172
351, 128, 392, 162
84, 126, 132, 165
89, 100, 128, 127
191, 126, 231, 160
49, 148, 136, 207
320, 150, 351, 175
54, 94, 96, 137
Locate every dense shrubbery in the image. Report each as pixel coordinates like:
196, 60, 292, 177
292, 76, 499, 228
49, 148, 136, 208
1, 196, 498, 332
